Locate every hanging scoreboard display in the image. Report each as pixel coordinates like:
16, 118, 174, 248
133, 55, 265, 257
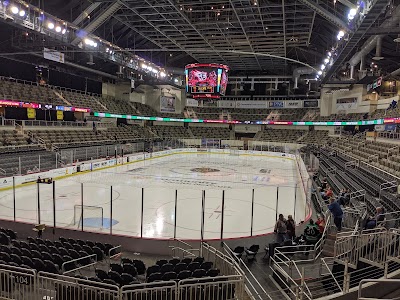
185, 63, 229, 99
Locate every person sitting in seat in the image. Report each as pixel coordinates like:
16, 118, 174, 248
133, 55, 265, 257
364, 207, 385, 230
321, 185, 333, 200
304, 219, 320, 245
316, 214, 326, 234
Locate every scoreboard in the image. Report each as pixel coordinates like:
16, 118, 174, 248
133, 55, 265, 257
185, 63, 229, 99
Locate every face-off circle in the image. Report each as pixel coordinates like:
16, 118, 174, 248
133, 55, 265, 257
190, 167, 220, 173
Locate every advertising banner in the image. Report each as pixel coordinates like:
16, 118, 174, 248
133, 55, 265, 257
236, 101, 268, 109
268, 101, 284, 108
186, 98, 198, 107
160, 96, 176, 112
285, 101, 303, 108
303, 100, 319, 108
218, 100, 236, 108
336, 97, 358, 110
27, 108, 36, 119
43, 48, 65, 63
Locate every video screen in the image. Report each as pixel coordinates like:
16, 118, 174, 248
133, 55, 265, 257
187, 68, 218, 94
185, 63, 229, 98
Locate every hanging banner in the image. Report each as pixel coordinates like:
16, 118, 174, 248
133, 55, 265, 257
218, 100, 236, 108
236, 101, 268, 109
43, 48, 65, 63
336, 97, 358, 110
186, 98, 198, 107
303, 100, 319, 108
160, 96, 176, 112
268, 101, 284, 108
56, 110, 63, 120
27, 108, 36, 119
285, 101, 303, 108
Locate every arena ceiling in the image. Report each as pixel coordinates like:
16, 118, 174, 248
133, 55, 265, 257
2, 0, 400, 81
34, 0, 352, 75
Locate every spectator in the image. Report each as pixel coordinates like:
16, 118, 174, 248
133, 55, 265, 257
286, 215, 296, 240
321, 185, 333, 200
315, 214, 326, 234
320, 178, 328, 190
328, 197, 343, 231
274, 214, 287, 243
304, 219, 320, 245
3, 138, 11, 146
388, 100, 397, 110
364, 207, 385, 230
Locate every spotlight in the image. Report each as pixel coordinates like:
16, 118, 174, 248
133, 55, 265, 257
93, 42, 98, 47
174, 78, 179, 83
84, 38, 91, 45
61, 28, 66, 34
55, 26, 61, 33
348, 8, 357, 20
327, 52, 332, 57
141, 63, 148, 69
106, 48, 109, 53
47, 22, 55, 30
19, 10, 25, 17
318, 70, 322, 75
337, 30, 345, 40
321, 64, 326, 70
160, 72, 166, 77
10, 6, 19, 14
324, 58, 329, 64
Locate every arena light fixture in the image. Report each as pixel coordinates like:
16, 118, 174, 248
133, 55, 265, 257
55, 26, 61, 33
19, 10, 25, 17
348, 8, 357, 20
324, 58, 329, 64
141, 63, 148, 69
327, 52, 332, 57
10, 6, 19, 14
321, 64, 326, 70
160, 72, 166, 77
318, 70, 322, 75
174, 78, 179, 83
337, 30, 345, 40
47, 22, 55, 30
61, 28, 66, 34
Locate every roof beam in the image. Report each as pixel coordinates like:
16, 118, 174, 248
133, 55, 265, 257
72, 2, 102, 26
229, 0, 262, 70
296, 0, 351, 31
71, 1, 123, 45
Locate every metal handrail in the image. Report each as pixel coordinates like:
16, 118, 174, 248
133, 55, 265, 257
358, 279, 400, 300
61, 254, 97, 274
169, 246, 199, 258
222, 242, 274, 300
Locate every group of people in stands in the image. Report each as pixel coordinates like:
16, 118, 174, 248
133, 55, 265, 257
319, 177, 386, 232
274, 213, 326, 247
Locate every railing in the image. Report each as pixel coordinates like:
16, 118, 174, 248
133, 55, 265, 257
22, 120, 113, 128
222, 242, 276, 300
0, 118, 15, 126
358, 279, 400, 300
0, 260, 244, 300
378, 181, 397, 200
61, 253, 97, 274
378, 131, 400, 140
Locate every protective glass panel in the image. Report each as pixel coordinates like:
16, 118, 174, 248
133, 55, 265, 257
54, 179, 82, 229
253, 186, 277, 236
111, 185, 142, 237
142, 187, 175, 239
175, 189, 202, 239
203, 189, 224, 240
222, 189, 253, 239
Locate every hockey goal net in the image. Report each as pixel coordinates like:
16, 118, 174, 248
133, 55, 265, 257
74, 205, 104, 228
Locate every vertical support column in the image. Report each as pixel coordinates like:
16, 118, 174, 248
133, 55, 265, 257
110, 186, 113, 235
18, 157, 21, 175
140, 188, 144, 238
275, 187, 279, 221
37, 182, 41, 224
294, 184, 297, 222
251, 189, 255, 236
81, 183, 84, 231
38, 155, 41, 172
12, 177, 16, 222
53, 181, 56, 235
174, 190, 178, 239
220, 190, 225, 240
201, 190, 205, 241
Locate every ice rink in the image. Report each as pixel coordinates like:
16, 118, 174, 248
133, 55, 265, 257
0, 152, 308, 240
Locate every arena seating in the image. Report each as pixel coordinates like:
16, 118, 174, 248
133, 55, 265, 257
59, 90, 105, 112
0, 77, 64, 105
0, 150, 57, 175
1, 129, 33, 147
152, 125, 191, 138
256, 128, 304, 142
0, 228, 119, 275
98, 96, 137, 115
300, 130, 330, 145
30, 129, 113, 149
190, 126, 231, 139
133, 102, 158, 116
